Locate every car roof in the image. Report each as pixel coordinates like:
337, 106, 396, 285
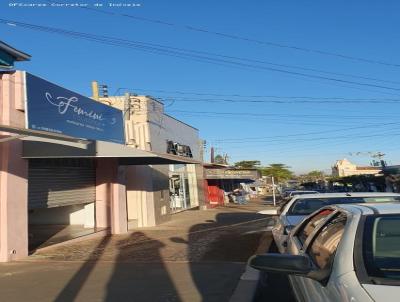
291, 192, 400, 199
334, 202, 400, 215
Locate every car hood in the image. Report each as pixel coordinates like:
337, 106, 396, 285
286, 215, 306, 226
363, 284, 400, 301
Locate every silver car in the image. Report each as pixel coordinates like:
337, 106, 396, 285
250, 203, 400, 302
270, 192, 400, 253
285, 190, 319, 201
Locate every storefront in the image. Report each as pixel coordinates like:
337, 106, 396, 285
95, 91, 205, 226
0, 71, 195, 261
169, 164, 199, 212
204, 164, 261, 207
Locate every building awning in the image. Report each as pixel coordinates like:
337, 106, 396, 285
0, 40, 31, 68
0, 124, 88, 144
1, 125, 199, 165
22, 139, 199, 165
204, 167, 260, 180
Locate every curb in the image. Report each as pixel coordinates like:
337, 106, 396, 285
229, 229, 274, 302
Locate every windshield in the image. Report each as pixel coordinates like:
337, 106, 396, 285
288, 196, 400, 215
363, 215, 400, 282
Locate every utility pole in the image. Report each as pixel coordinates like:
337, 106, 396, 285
91, 81, 99, 101
272, 176, 276, 206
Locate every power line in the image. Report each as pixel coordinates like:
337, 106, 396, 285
119, 87, 400, 101
158, 96, 400, 104
167, 109, 400, 119
209, 122, 400, 142
119, 87, 400, 102
214, 127, 400, 147
2, 18, 400, 94
62, 2, 400, 68
226, 131, 400, 155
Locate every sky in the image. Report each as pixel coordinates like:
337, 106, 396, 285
2, 0, 400, 174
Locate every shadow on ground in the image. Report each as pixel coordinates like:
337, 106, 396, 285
253, 240, 296, 302
35, 208, 271, 302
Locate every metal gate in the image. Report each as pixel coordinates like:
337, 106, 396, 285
28, 158, 96, 209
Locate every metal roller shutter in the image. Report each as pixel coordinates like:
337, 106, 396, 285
28, 158, 95, 209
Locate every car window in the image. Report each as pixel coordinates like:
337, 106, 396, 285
297, 209, 334, 245
363, 215, 400, 282
308, 213, 347, 270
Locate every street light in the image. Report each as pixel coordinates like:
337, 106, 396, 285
264, 175, 277, 206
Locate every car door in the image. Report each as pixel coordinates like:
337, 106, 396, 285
291, 212, 348, 302
287, 208, 336, 301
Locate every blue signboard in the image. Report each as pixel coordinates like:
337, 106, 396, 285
25, 73, 125, 144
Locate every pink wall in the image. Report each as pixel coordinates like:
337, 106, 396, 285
0, 71, 29, 262
96, 158, 128, 234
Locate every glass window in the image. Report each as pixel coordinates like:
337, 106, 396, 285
297, 209, 334, 245
288, 196, 400, 216
363, 215, 400, 281
308, 213, 347, 270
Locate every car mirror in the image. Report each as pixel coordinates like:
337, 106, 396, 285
249, 253, 312, 275
258, 209, 279, 215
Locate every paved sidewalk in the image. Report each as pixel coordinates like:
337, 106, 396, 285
0, 199, 275, 302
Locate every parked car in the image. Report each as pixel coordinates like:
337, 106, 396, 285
269, 192, 400, 253
250, 203, 400, 302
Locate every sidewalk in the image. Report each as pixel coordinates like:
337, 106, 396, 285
0, 198, 275, 302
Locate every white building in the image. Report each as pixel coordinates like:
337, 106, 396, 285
94, 86, 205, 227
332, 158, 381, 177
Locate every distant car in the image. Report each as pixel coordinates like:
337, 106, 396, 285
250, 203, 400, 302
270, 192, 400, 253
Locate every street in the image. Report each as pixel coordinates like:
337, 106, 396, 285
0, 199, 279, 302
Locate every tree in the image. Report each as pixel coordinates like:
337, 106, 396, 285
234, 160, 261, 169
214, 154, 226, 164
261, 164, 294, 182
306, 170, 325, 181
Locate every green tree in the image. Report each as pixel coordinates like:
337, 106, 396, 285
306, 170, 325, 181
261, 164, 294, 182
234, 160, 261, 169
214, 154, 225, 164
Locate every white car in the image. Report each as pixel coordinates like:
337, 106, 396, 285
270, 192, 400, 253
285, 190, 319, 200
250, 203, 400, 302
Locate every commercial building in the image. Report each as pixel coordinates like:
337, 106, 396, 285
0, 71, 195, 262
203, 164, 261, 207
92, 85, 205, 227
332, 158, 381, 177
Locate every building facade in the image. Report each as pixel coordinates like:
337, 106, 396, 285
203, 164, 260, 207
332, 158, 381, 177
94, 89, 205, 227
0, 71, 193, 262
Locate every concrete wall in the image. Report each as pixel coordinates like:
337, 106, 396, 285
0, 71, 29, 262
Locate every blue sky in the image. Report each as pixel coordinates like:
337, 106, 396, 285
2, 0, 400, 173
